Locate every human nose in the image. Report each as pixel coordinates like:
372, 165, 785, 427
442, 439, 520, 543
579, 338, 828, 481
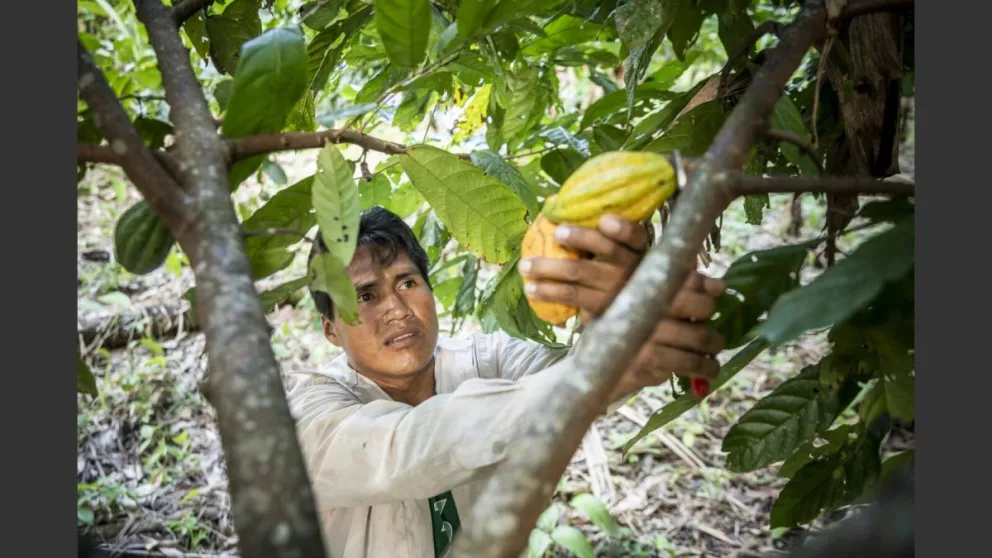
380, 290, 413, 322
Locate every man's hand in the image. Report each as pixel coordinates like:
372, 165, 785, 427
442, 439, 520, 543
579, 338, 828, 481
518, 214, 726, 396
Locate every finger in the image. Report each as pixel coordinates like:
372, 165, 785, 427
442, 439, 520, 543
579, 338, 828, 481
650, 320, 726, 356
701, 276, 727, 296
553, 224, 641, 267
598, 215, 649, 253
524, 280, 612, 316
636, 344, 720, 381
518, 257, 621, 290
669, 290, 718, 321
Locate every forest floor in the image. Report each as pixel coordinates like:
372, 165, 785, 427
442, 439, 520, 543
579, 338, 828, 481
77, 149, 914, 557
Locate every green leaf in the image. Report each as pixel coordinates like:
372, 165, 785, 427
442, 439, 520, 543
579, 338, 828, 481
114, 201, 175, 275
392, 89, 436, 132
477, 256, 561, 345
399, 145, 529, 264
743, 194, 770, 225
309, 253, 360, 325
386, 181, 425, 218
770, 428, 882, 528
628, 76, 710, 146
753, 219, 915, 347
667, 0, 704, 60
856, 198, 915, 224
855, 450, 914, 504
528, 529, 553, 558
551, 525, 594, 558
772, 95, 820, 176
77, 505, 95, 525
286, 92, 318, 132
223, 26, 309, 190
456, 0, 492, 39
419, 210, 451, 266
243, 175, 316, 279
356, 65, 404, 103
434, 277, 462, 309
623, 338, 768, 454
359, 174, 392, 210
580, 83, 677, 130
300, 0, 346, 30
722, 362, 842, 472
77, 353, 98, 397
446, 53, 497, 87
317, 102, 379, 127
375, 0, 431, 68
536, 503, 563, 532
540, 127, 590, 157
777, 423, 855, 479
205, 0, 262, 75
259, 276, 311, 313
497, 67, 542, 146
520, 15, 606, 57
592, 125, 629, 152
262, 159, 288, 185
308, 6, 374, 93
453, 256, 480, 318
865, 322, 915, 423
718, 10, 755, 66
711, 243, 809, 349
214, 79, 234, 112
133, 117, 172, 150
569, 493, 622, 538
313, 145, 361, 266
183, 9, 211, 60
540, 148, 586, 185
644, 100, 725, 156
615, 0, 678, 52
470, 150, 542, 219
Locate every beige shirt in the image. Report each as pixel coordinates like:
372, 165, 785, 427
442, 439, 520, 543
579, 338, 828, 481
285, 331, 597, 558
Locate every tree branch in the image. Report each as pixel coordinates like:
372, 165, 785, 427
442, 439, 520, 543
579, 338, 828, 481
731, 174, 914, 196
764, 128, 825, 175
171, 0, 215, 25
77, 40, 190, 240
450, 2, 830, 557
831, 0, 914, 24
134, 2, 326, 558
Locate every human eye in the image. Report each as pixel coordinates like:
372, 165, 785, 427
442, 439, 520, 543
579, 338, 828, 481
357, 291, 375, 303
399, 278, 418, 290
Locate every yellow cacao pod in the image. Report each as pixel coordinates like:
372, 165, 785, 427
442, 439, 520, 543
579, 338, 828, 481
520, 214, 580, 326
542, 151, 677, 229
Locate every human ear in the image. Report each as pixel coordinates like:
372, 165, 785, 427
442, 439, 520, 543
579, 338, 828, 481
321, 315, 341, 347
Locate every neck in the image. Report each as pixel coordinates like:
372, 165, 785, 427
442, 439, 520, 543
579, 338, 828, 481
360, 358, 436, 406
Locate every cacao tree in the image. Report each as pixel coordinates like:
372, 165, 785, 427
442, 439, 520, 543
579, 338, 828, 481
77, 0, 915, 556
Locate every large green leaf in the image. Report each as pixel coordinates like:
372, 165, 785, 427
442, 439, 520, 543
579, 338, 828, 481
519, 15, 606, 57
496, 67, 542, 146
309, 253, 360, 324
182, 10, 210, 60
222, 26, 308, 190
243, 176, 316, 279
469, 150, 541, 219
258, 276, 312, 313
375, 0, 431, 68
359, 174, 392, 209
114, 201, 175, 275
667, 0, 705, 60
386, 181, 426, 218
711, 243, 809, 349
770, 428, 882, 528
865, 321, 915, 423
622, 338, 768, 454
205, 0, 262, 75
476, 255, 560, 346
551, 526, 594, 558
453, 256, 480, 320
300, 0, 347, 30
77, 353, 98, 397
308, 6, 374, 92
717, 10, 755, 68
312, 145, 361, 266
772, 95, 820, 176
643, 99, 725, 156
615, 0, 678, 52
628, 76, 710, 146
579, 84, 678, 130
540, 148, 586, 185
777, 423, 856, 479
721, 362, 842, 472
569, 493, 622, 538
456, 0, 492, 39
399, 146, 529, 264
753, 218, 915, 347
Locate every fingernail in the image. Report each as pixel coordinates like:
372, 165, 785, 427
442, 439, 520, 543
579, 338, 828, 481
524, 283, 537, 295
554, 226, 571, 242
518, 259, 532, 274
600, 215, 622, 234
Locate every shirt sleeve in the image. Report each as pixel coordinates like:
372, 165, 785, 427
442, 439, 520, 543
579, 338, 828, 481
287, 356, 582, 509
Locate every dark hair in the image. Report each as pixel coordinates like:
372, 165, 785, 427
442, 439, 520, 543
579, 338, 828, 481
307, 205, 432, 320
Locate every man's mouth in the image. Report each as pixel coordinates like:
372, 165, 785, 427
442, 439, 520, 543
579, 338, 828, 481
385, 331, 420, 347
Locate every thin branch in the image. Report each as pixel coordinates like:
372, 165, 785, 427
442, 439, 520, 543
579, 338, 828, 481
450, 2, 831, 557
135, 2, 326, 558
171, 0, 215, 25
76, 40, 190, 239
764, 128, 826, 175
718, 20, 783, 99
78, 142, 183, 180
830, 0, 914, 24
730, 174, 914, 197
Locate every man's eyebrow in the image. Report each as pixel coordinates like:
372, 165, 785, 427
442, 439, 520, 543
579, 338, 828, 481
354, 278, 378, 292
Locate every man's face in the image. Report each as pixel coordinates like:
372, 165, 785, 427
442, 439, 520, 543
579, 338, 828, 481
322, 244, 439, 383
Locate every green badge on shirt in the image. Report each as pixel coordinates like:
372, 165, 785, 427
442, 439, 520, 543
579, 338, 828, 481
428, 490, 461, 558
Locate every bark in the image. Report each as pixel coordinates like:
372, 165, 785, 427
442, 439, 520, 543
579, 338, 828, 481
450, 3, 831, 556
132, 2, 326, 557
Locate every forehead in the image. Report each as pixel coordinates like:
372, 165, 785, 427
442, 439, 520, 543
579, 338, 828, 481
347, 244, 417, 279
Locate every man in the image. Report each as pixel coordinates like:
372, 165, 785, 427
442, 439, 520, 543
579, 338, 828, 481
286, 206, 726, 558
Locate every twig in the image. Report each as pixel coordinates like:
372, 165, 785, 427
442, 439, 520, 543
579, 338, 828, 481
718, 20, 783, 99
764, 128, 825, 175
77, 39, 189, 238
134, 2, 327, 558
171, 0, 215, 25
730, 175, 914, 197
451, 4, 831, 556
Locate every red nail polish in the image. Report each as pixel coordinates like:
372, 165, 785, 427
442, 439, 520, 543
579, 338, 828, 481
691, 377, 710, 398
